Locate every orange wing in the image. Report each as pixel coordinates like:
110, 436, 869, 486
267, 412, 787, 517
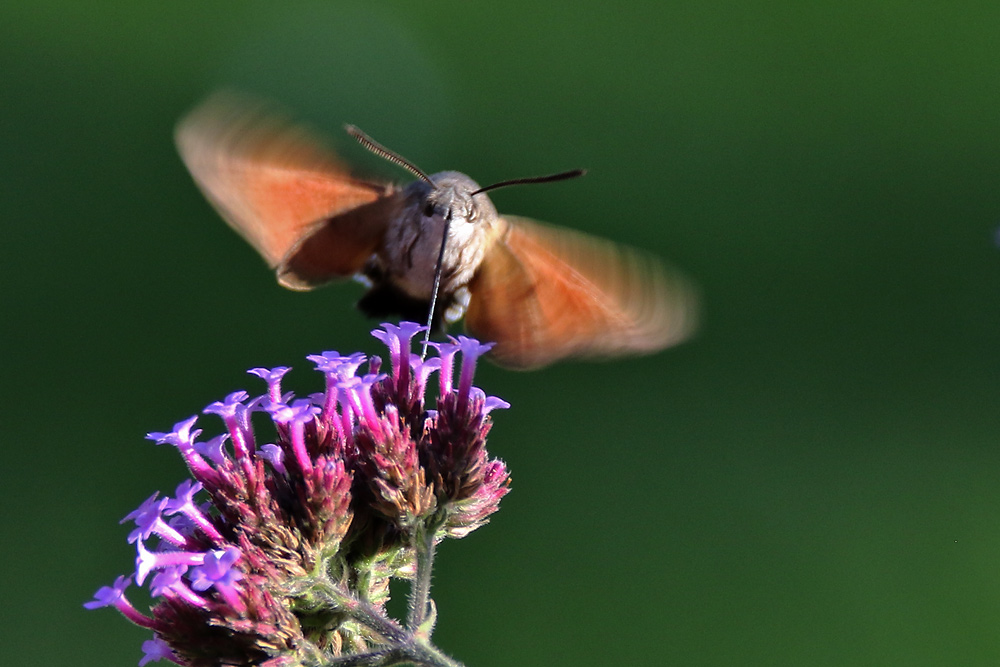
465, 216, 698, 369
175, 91, 399, 290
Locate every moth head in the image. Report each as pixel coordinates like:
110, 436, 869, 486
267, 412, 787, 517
418, 172, 499, 227
345, 124, 583, 228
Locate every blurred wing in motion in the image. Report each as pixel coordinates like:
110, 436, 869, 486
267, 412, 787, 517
465, 216, 698, 369
175, 92, 400, 290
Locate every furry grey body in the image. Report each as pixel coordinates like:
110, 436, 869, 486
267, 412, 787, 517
360, 171, 506, 326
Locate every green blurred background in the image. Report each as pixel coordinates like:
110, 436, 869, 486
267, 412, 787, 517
5, 2, 1000, 665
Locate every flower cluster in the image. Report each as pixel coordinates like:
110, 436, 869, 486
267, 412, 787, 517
86, 323, 510, 667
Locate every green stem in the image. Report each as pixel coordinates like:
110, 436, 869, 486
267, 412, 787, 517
323, 638, 465, 667
407, 523, 438, 632
405, 636, 465, 667
323, 647, 402, 667
312, 579, 409, 644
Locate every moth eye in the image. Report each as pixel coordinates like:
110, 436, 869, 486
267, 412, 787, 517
423, 202, 436, 217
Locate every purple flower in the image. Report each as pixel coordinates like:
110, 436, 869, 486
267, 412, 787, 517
140, 636, 180, 666
337, 373, 386, 434
149, 566, 210, 609
188, 547, 243, 592
370, 322, 426, 379
203, 391, 255, 459
146, 416, 200, 450
257, 443, 285, 474
454, 336, 494, 413
162, 480, 224, 544
192, 433, 229, 466
266, 398, 322, 475
89, 323, 510, 666
122, 493, 186, 546
429, 340, 460, 395
135, 539, 207, 586
146, 417, 216, 483
84, 576, 156, 629
247, 366, 291, 404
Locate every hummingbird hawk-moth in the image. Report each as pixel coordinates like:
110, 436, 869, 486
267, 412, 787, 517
176, 93, 697, 369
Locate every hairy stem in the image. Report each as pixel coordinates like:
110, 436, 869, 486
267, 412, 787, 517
312, 579, 409, 644
407, 523, 438, 632
324, 638, 465, 667
404, 637, 465, 667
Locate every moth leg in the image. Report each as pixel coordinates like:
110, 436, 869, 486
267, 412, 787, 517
443, 286, 471, 324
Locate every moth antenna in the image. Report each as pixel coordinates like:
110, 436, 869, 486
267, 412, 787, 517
421, 215, 453, 360
472, 168, 586, 195
345, 125, 434, 185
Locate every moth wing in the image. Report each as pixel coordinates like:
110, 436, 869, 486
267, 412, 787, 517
175, 91, 398, 290
465, 216, 698, 369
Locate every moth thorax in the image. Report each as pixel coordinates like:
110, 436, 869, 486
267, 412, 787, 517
384, 173, 499, 302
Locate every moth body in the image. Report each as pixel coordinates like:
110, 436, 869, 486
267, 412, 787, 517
176, 92, 698, 369
374, 172, 503, 309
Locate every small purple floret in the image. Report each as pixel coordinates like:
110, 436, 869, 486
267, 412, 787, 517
371, 322, 426, 366
248, 366, 291, 404
85, 576, 156, 629
454, 336, 494, 410
267, 399, 321, 425
149, 565, 187, 596
372, 322, 426, 392
258, 443, 286, 474
483, 394, 511, 414
203, 391, 254, 458
122, 493, 189, 547
189, 547, 243, 592
147, 416, 200, 451
162, 480, 223, 544
135, 539, 207, 586
84, 575, 132, 610
193, 433, 229, 465
203, 390, 250, 417
140, 636, 179, 667
429, 340, 461, 395
308, 350, 366, 377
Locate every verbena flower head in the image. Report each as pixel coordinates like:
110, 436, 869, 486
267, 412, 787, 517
87, 324, 510, 667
